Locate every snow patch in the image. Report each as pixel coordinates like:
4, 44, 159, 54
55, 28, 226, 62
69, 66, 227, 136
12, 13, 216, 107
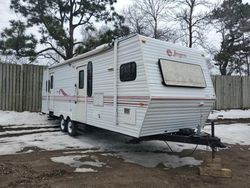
0, 128, 59, 135
81, 160, 105, 168
74, 168, 97, 173
0, 111, 47, 126
209, 110, 250, 120
101, 153, 117, 157
119, 152, 202, 168
51, 154, 105, 173
51, 155, 88, 168
2, 124, 57, 129
204, 123, 250, 145
0, 132, 94, 155
63, 149, 101, 154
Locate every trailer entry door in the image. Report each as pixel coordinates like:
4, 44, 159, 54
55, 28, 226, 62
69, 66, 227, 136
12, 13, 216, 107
75, 66, 87, 123
48, 73, 55, 111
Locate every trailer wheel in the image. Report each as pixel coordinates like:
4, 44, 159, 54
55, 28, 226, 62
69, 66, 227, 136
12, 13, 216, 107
60, 116, 67, 132
67, 119, 77, 136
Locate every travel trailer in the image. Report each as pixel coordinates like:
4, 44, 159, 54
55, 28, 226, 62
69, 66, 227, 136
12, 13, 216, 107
42, 34, 216, 140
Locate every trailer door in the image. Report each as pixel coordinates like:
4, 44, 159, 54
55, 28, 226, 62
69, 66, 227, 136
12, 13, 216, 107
48, 73, 55, 111
75, 66, 87, 123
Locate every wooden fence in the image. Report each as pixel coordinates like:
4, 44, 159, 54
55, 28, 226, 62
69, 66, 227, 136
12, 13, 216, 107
212, 76, 250, 110
0, 63, 44, 112
0, 63, 250, 112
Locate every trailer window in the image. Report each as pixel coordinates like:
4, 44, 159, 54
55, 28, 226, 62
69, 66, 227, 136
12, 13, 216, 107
79, 70, 84, 89
50, 75, 54, 89
120, 62, 137, 82
159, 59, 206, 88
87, 61, 93, 97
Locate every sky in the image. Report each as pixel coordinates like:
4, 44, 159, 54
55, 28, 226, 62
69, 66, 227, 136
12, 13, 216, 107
1, 0, 249, 30
0, 0, 133, 64
0, 0, 132, 31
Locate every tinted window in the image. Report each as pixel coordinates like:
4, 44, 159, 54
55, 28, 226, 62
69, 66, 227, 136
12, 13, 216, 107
48, 80, 51, 92
120, 62, 137, 82
50, 75, 54, 89
87, 61, 93, 97
79, 70, 84, 89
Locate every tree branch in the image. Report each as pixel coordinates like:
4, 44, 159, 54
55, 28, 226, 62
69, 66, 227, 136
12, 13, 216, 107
41, 41, 67, 60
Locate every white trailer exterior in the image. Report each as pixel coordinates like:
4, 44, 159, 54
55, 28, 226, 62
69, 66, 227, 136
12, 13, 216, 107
42, 34, 216, 138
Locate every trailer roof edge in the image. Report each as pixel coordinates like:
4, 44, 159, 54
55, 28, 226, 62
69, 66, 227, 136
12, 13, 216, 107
49, 34, 139, 69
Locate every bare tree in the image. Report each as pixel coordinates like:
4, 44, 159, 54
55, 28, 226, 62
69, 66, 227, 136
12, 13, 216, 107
174, 0, 213, 48
123, 6, 147, 35
124, 0, 175, 40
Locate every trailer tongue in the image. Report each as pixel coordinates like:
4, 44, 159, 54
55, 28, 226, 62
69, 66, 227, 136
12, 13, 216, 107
129, 121, 226, 158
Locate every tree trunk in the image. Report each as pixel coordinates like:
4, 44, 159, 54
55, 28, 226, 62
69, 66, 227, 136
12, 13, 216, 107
220, 63, 227, 75
66, 0, 75, 60
189, 26, 192, 48
246, 54, 249, 76
188, 0, 195, 48
154, 18, 158, 39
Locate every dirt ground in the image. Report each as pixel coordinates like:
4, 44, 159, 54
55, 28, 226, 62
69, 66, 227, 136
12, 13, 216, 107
0, 145, 250, 188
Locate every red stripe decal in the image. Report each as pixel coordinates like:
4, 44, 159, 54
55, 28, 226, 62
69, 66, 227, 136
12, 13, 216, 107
59, 89, 70, 96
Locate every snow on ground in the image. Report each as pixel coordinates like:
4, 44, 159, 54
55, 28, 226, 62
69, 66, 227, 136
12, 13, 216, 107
0, 111, 47, 125
74, 168, 97, 173
209, 109, 250, 120
0, 132, 94, 155
119, 152, 202, 168
0, 110, 250, 170
204, 123, 250, 145
51, 155, 89, 168
0, 127, 58, 136
51, 154, 103, 173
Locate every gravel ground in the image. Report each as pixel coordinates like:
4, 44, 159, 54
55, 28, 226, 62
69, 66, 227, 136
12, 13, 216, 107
0, 145, 250, 188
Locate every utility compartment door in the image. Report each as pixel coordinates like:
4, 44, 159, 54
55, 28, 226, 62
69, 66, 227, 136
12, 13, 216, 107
75, 66, 87, 123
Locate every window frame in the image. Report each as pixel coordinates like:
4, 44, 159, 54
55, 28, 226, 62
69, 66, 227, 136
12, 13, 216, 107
87, 61, 93, 97
78, 70, 84, 89
50, 75, 54, 89
48, 80, 51, 92
120, 62, 137, 82
158, 58, 207, 88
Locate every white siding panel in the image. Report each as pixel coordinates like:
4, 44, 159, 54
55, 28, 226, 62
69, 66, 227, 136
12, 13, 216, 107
139, 36, 215, 137
140, 36, 215, 99
116, 36, 149, 137
117, 36, 149, 96
140, 99, 214, 137
47, 35, 149, 138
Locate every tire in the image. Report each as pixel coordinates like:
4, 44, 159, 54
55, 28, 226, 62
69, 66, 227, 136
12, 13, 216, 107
67, 118, 77, 136
60, 116, 67, 132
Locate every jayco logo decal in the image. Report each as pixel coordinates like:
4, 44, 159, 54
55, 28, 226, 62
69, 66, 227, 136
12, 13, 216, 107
166, 49, 187, 58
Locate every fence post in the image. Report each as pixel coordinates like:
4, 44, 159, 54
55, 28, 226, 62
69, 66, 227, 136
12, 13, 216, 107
0, 63, 2, 110
19, 64, 24, 112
